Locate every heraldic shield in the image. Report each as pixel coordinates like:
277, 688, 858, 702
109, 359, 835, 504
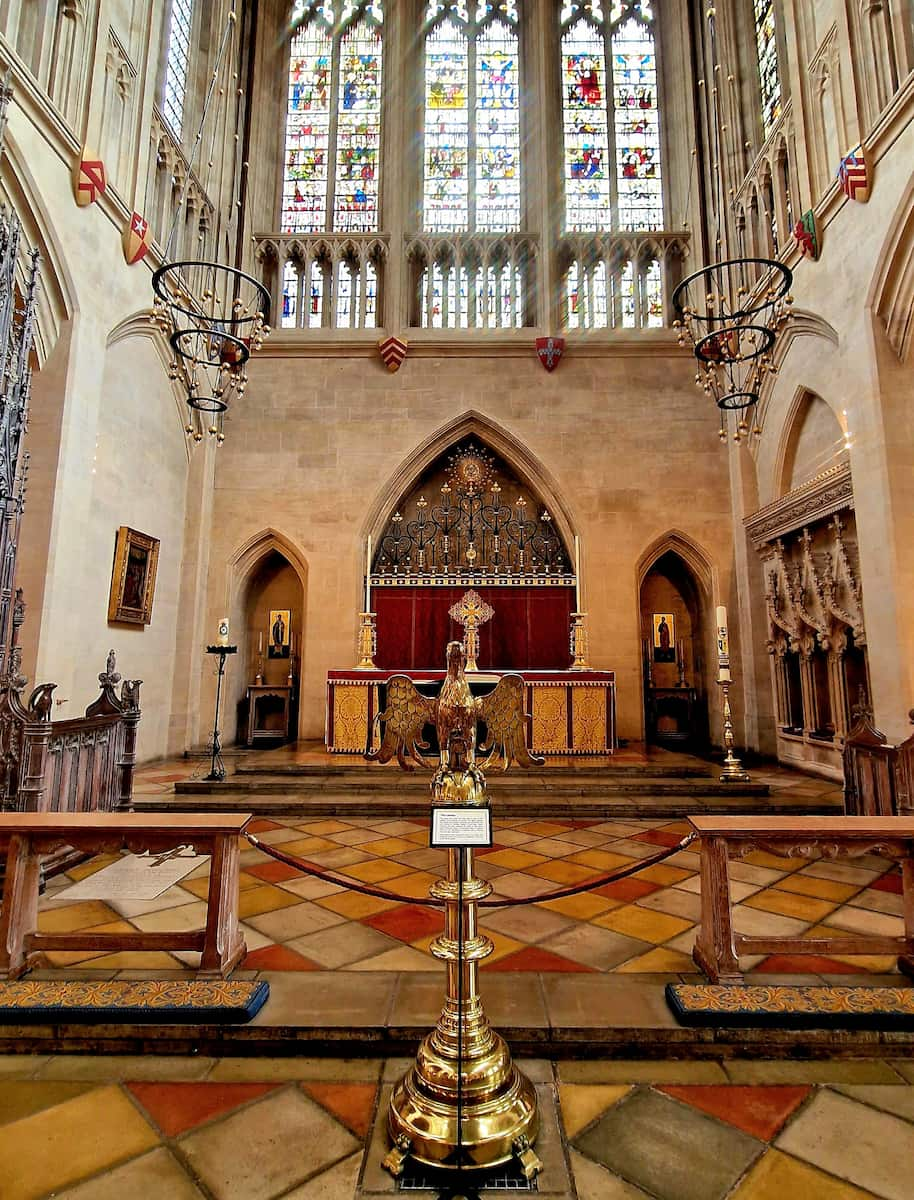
535, 336, 565, 372
123, 212, 152, 265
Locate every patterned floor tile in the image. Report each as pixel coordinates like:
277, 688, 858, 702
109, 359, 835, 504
51, 1148, 206, 1200
729, 1148, 881, 1199
538, 892, 620, 919
342, 858, 414, 883
178, 1087, 359, 1200
528, 859, 602, 885
0, 1085, 159, 1200
574, 1086, 764, 1200
658, 1084, 811, 1141
871, 870, 903, 895
242, 945, 322, 971
559, 1084, 631, 1137
825, 905, 904, 937
613, 946, 698, 974
314, 890, 401, 920
299, 1081, 377, 1138
480, 946, 596, 972
540, 924, 652, 971
238, 884, 304, 920
476, 903, 574, 944
830, 1084, 914, 1123
364, 903, 443, 942
593, 904, 692, 945
351, 945, 435, 970
775, 1089, 914, 1200
774, 874, 862, 902
565, 849, 636, 871
478, 848, 549, 870
288, 921, 403, 968
247, 900, 348, 942
279, 1151, 362, 1200
127, 1081, 280, 1137
0, 1082, 95, 1126
742, 888, 840, 923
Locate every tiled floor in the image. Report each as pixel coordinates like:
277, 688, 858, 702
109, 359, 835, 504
0, 1054, 912, 1198
39, 807, 904, 980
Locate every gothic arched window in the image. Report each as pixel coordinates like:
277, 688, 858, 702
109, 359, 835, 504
422, 0, 522, 234
162, 0, 196, 139
560, 0, 663, 233
754, 0, 781, 136
281, 1, 384, 234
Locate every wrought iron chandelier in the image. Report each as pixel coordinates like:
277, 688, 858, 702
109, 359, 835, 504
151, 4, 270, 444
672, 5, 793, 444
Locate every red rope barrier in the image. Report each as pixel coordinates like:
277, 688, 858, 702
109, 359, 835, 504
245, 831, 697, 910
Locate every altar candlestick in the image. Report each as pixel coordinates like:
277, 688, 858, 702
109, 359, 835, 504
217, 617, 229, 646
574, 535, 581, 611
258, 631, 263, 654
365, 535, 372, 611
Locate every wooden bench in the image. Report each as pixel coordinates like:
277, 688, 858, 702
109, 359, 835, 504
689, 816, 914, 983
0, 813, 252, 980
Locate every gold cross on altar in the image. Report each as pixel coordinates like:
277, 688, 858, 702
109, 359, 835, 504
449, 589, 494, 672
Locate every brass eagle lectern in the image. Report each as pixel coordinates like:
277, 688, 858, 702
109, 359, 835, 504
373, 642, 544, 1181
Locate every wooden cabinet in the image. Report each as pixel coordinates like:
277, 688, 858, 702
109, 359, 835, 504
245, 684, 294, 746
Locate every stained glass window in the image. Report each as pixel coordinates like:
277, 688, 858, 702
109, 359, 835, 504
423, 1, 521, 233
560, 0, 662, 232
282, 2, 383, 234
162, 0, 195, 139
754, 0, 781, 136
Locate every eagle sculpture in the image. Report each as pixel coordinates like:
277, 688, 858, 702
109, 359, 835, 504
366, 640, 544, 771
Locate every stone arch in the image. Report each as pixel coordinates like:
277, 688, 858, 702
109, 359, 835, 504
773, 387, 848, 498
636, 531, 715, 749
636, 529, 714, 599
869, 175, 914, 362
0, 128, 77, 366
363, 409, 580, 559
227, 527, 309, 741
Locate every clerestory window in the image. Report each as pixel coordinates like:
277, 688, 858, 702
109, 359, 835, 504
422, 0, 522, 234
754, 0, 782, 137
560, 0, 663, 233
162, 0, 195, 140
281, 1, 384, 233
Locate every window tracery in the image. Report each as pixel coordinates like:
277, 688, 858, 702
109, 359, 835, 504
281, 1, 384, 234
560, 0, 662, 233
162, 0, 195, 139
422, 0, 521, 234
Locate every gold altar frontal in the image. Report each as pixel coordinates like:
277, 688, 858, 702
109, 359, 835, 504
326, 669, 616, 755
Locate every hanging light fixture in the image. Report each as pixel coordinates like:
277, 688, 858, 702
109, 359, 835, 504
672, 256, 792, 440
672, 5, 793, 444
150, 4, 271, 444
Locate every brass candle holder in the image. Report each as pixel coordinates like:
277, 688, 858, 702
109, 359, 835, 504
383, 738, 541, 1180
355, 611, 377, 670
570, 612, 590, 670
718, 678, 750, 782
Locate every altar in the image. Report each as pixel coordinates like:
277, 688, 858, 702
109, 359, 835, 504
326, 668, 616, 756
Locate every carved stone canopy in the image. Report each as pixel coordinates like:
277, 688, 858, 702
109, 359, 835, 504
745, 462, 853, 549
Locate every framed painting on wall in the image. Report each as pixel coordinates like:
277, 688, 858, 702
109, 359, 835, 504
108, 527, 160, 625
268, 609, 291, 659
652, 612, 675, 662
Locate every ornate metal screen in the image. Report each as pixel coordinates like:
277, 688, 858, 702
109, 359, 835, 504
372, 441, 572, 581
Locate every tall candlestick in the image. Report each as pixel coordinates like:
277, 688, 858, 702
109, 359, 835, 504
574, 535, 581, 611
365, 535, 372, 611
217, 617, 229, 646
258, 631, 263, 654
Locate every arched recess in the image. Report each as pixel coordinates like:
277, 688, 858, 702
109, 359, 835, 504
753, 309, 840, 439
227, 528, 309, 742
637, 535, 713, 749
869, 175, 914, 363
773, 387, 849, 499
636, 529, 713, 599
0, 128, 76, 365
363, 409, 580, 557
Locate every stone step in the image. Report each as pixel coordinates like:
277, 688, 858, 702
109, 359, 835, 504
173, 775, 770, 798
233, 762, 712, 779
136, 791, 839, 819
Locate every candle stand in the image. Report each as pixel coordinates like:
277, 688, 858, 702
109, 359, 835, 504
204, 644, 236, 782
355, 612, 377, 670
570, 613, 590, 670
718, 678, 750, 782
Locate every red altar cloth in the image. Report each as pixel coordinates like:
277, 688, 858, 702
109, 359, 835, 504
372, 585, 575, 671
